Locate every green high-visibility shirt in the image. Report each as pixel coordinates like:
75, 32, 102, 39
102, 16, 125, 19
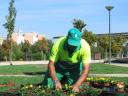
50, 37, 91, 65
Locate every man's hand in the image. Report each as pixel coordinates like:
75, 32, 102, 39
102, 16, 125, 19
54, 80, 62, 90
72, 85, 80, 92
48, 61, 62, 90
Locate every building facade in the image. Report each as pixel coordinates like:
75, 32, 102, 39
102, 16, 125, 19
11, 32, 44, 45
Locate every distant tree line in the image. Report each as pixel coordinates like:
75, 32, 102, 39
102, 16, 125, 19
0, 39, 53, 61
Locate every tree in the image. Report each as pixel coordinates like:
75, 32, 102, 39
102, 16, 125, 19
47, 39, 53, 58
0, 40, 11, 61
21, 40, 31, 60
11, 41, 23, 61
111, 35, 127, 57
3, 0, 17, 39
3, 0, 16, 65
97, 35, 109, 59
82, 30, 97, 59
82, 30, 97, 48
32, 38, 49, 60
72, 19, 86, 32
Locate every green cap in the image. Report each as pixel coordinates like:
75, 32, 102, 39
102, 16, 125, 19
67, 28, 82, 46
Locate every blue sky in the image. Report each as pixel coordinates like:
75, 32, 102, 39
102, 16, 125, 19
0, 0, 128, 39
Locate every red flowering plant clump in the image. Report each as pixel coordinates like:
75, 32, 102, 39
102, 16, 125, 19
85, 77, 128, 95
0, 81, 15, 87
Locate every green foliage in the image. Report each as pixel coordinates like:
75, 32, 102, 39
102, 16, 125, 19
82, 30, 97, 55
47, 39, 53, 57
97, 35, 109, 58
98, 35, 109, 50
112, 35, 127, 54
97, 34, 127, 58
31, 38, 50, 60
33, 39, 49, 53
20, 41, 32, 60
82, 30, 97, 46
12, 43, 23, 60
31, 52, 42, 60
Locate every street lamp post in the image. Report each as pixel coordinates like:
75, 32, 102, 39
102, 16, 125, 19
105, 6, 114, 64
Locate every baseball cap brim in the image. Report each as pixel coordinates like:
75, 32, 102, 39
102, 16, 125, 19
68, 38, 80, 46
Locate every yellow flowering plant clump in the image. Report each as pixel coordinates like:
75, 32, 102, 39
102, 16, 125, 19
86, 77, 117, 87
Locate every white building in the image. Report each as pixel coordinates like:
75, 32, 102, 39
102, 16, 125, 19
12, 31, 44, 45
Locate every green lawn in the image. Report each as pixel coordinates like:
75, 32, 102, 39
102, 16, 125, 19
90, 63, 128, 74
0, 64, 47, 74
0, 63, 128, 74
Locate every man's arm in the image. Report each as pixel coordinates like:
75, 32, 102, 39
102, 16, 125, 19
48, 60, 58, 81
72, 63, 90, 91
48, 60, 62, 90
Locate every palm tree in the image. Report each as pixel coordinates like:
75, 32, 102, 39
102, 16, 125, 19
72, 19, 86, 32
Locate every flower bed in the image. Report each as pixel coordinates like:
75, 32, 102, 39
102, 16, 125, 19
0, 77, 128, 96
86, 77, 127, 96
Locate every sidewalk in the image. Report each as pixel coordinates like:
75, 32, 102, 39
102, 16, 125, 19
105, 63, 128, 67
111, 64, 128, 67
0, 61, 49, 66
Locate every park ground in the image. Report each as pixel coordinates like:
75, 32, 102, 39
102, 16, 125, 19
0, 63, 128, 92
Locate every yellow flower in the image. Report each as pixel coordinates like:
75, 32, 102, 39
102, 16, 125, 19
87, 77, 91, 81
69, 93, 75, 96
25, 86, 28, 89
29, 84, 33, 88
42, 90, 45, 93
64, 84, 68, 89
38, 85, 41, 88
69, 86, 73, 89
